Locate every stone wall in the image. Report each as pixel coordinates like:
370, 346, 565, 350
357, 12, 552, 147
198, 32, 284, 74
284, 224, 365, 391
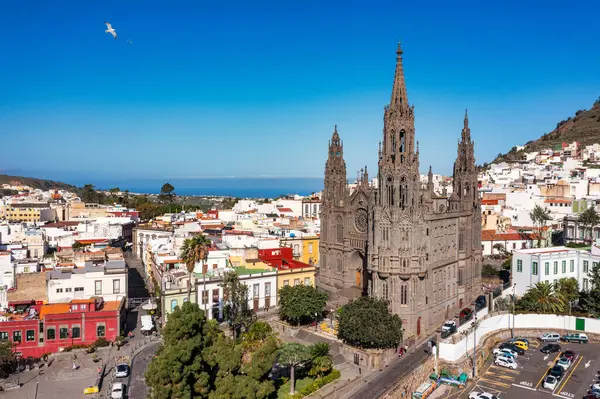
382, 356, 436, 398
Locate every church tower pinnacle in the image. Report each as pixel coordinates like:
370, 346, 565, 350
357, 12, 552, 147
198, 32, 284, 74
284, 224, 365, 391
323, 125, 347, 208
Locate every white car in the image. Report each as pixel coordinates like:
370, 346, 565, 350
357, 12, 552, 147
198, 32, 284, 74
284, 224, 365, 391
591, 383, 600, 391
494, 355, 518, 369
442, 320, 457, 332
493, 348, 518, 358
111, 382, 125, 399
115, 363, 129, 378
468, 392, 498, 399
556, 357, 571, 370
543, 375, 558, 390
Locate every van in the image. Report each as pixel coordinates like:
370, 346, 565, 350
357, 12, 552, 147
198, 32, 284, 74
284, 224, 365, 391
539, 332, 561, 342
561, 333, 588, 343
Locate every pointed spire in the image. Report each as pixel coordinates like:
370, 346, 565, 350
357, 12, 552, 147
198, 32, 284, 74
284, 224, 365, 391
427, 165, 434, 190
464, 109, 469, 129
390, 42, 409, 109
462, 109, 471, 142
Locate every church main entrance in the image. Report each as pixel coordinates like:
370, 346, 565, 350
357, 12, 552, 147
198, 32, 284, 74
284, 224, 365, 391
348, 251, 365, 289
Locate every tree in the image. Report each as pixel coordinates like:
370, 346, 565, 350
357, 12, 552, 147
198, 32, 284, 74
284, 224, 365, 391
180, 234, 212, 301
554, 277, 580, 304
578, 207, 600, 242
530, 205, 552, 247
308, 342, 333, 378
580, 262, 600, 316
492, 243, 505, 256
81, 184, 97, 203
278, 342, 312, 395
221, 271, 256, 340
516, 281, 565, 313
482, 264, 499, 277
278, 285, 328, 325
159, 182, 175, 202
0, 340, 15, 375
109, 187, 120, 195
338, 296, 403, 349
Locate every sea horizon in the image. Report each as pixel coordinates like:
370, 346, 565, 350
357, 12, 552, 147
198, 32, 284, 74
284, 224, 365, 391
63, 177, 325, 199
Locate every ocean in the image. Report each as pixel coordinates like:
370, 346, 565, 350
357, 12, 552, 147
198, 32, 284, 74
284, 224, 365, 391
65, 177, 324, 198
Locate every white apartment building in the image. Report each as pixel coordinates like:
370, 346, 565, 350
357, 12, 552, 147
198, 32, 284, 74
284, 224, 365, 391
45, 260, 128, 303
194, 269, 277, 321
511, 247, 600, 296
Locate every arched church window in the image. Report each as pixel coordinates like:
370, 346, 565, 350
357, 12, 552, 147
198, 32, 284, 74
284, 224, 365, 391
399, 177, 407, 209
391, 133, 396, 154
336, 216, 344, 243
337, 258, 343, 273
387, 176, 394, 206
399, 130, 405, 153
400, 284, 408, 305
459, 232, 464, 251
382, 280, 389, 300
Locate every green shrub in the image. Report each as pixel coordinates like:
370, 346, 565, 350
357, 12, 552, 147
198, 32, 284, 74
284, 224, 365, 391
289, 369, 341, 399
92, 337, 109, 348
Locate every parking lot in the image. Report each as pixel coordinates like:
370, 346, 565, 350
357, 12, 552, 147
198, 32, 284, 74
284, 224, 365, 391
445, 336, 600, 399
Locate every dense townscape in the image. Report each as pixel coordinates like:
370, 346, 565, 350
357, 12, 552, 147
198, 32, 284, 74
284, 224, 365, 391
2, 38, 600, 399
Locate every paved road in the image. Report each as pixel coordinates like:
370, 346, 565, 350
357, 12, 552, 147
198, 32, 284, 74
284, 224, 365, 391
346, 338, 433, 399
127, 341, 161, 399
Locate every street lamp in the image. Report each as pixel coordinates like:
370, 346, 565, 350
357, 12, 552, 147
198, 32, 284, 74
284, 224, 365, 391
315, 312, 318, 332
472, 315, 480, 378
511, 283, 516, 339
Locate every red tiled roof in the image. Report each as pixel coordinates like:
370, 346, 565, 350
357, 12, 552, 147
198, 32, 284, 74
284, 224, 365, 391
278, 208, 293, 212
481, 199, 499, 205
481, 230, 538, 241
75, 238, 109, 244
544, 198, 572, 204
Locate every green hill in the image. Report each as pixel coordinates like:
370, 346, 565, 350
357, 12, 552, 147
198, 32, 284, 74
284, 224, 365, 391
489, 98, 600, 165
0, 174, 78, 191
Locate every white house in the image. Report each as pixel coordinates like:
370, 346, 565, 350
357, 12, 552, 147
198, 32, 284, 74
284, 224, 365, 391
511, 246, 600, 296
0, 251, 12, 290
193, 269, 277, 322
193, 249, 231, 274
45, 259, 128, 303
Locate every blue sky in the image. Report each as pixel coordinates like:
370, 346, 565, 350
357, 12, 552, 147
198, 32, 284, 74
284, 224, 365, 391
1, 0, 599, 182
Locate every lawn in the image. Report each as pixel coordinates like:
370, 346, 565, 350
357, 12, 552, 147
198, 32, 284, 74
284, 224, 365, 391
277, 377, 315, 399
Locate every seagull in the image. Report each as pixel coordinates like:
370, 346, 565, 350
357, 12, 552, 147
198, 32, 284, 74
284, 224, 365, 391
104, 21, 117, 40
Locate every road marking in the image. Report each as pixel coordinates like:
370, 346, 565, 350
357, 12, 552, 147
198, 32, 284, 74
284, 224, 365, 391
529, 341, 540, 348
554, 355, 583, 395
479, 378, 511, 388
512, 383, 537, 391
534, 352, 563, 389
488, 365, 520, 374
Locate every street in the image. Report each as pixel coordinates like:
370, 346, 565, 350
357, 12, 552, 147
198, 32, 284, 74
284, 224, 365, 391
127, 340, 161, 399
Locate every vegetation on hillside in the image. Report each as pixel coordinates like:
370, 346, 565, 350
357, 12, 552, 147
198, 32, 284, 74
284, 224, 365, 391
0, 174, 78, 191
487, 98, 600, 166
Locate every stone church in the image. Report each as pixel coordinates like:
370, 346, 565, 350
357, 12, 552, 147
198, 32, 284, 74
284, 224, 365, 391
318, 44, 482, 343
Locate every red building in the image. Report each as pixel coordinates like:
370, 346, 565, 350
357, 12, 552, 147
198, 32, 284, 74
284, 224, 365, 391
258, 247, 312, 270
0, 298, 125, 358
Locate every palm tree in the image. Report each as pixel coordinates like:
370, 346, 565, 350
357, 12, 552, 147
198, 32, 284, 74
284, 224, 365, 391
529, 205, 552, 248
308, 342, 333, 378
521, 281, 565, 313
578, 207, 600, 242
278, 342, 312, 395
180, 234, 212, 302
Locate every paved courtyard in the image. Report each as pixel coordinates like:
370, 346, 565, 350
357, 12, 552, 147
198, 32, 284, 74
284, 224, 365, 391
440, 336, 600, 399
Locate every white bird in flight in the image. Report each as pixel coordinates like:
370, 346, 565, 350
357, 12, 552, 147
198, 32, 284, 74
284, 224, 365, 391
104, 22, 117, 40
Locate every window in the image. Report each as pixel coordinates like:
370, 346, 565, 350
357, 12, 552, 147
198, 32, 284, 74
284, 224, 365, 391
562, 261, 566, 274
24, 266, 30, 273
400, 284, 408, 305
336, 217, 344, 243
570, 260, 575, 273
202, 290, 209, 305
13, 331, 21, 343
59, 327, 68, 339
337, 258, 343, 273
72, 326, 81, 339
594, 262, 599, 271
253, 284, 259, 298
56, 288, 63, 293
294, 279, 300, 286
584, 261, 589, 273
517, 260, 523, 272
65, 287, 72, 292
95, 280, 102, 295
283, 280, 289, 287
583, 278, 589, 291
265, 282, 271, 297
96, 324, 106, 338
308, 243, 313, 254
171, 299, 178, 311
545, 262, 550, 275
304, 277, 311, 286
47, 328, 55, 340
382, 281, 389, 300
71, 305, 78, 311
113, 279, 120, 294
554, 262, 558, 275
75, 287, 84, 292
0, 331, 7, 341
532, 262, 538, 275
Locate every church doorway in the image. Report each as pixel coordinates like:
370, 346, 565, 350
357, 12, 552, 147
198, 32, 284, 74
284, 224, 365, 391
417, 317, 421, 337
348, 251, 365, 289
355, 269, 361, 287
445, 305, 449, 319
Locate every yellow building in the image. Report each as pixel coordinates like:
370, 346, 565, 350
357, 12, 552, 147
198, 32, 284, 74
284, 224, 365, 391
280, 235, 319, 265
2, 203, 52, 222
276, 265, 316, 294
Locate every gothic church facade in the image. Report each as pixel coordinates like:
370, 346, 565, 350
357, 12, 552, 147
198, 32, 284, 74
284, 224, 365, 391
318, 44, 482, 342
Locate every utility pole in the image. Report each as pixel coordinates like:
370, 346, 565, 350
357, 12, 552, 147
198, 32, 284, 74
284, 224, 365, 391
472, 315, 480, 378
511, 283, 516, 338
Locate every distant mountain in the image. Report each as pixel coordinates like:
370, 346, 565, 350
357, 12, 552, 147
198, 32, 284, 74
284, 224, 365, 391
489, 98, 600, 165
0, 174, 78, 191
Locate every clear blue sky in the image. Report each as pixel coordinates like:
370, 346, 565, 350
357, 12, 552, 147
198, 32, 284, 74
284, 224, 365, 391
1, 0, 599, 181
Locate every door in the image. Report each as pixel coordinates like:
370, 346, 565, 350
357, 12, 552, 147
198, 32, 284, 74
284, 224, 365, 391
253, 298, 259, 313
417, 317, 421, 337
355, 269, 361, 287
265, 296, 270, 309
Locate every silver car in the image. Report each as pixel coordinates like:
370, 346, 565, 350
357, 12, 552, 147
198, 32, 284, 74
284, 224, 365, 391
115, 363, 129, 378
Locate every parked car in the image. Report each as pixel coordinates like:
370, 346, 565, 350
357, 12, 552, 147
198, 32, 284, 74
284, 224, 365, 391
475, 295, 487, 310
468, 392, 498, 399
493, 348, 518, 358
591, 384, 600, 391
543, 375, 558, 390
441, 324, 457, 339
442, 320, 456, 332
460, 308, 473, 321
115, 363, 129, 378
499, 342, 525, 355
549, 365, 564, 380
510, 337, 530, 345
556, 357, 572, 370
512, 340, 528, 351
539, 332, 561, 342
111, 383, 125, 399
584, 394, 600, 399
562, 350, 576, 361
589, 390, 600, 397
540, 343, 561, 354
562, 333, 589, 343
494, 356, 518, 369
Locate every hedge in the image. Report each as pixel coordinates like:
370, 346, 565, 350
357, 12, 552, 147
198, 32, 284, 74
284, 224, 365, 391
289, 369, 341, 399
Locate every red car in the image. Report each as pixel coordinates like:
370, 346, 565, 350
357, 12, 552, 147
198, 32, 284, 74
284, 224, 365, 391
459, 308, 473, 320
562, 350, 576, 361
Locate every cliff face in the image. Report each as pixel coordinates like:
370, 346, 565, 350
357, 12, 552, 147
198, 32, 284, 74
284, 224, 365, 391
490, 99, 600, 165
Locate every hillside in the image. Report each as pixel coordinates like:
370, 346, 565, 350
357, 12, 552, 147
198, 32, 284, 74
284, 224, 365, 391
0, 174, 78, 191
490, 98, 600, 165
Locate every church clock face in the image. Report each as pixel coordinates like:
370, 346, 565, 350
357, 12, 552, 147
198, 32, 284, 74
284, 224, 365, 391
354, 208, 368, 233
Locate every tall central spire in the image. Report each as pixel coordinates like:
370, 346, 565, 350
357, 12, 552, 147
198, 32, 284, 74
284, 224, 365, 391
390, 42, 409, 109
